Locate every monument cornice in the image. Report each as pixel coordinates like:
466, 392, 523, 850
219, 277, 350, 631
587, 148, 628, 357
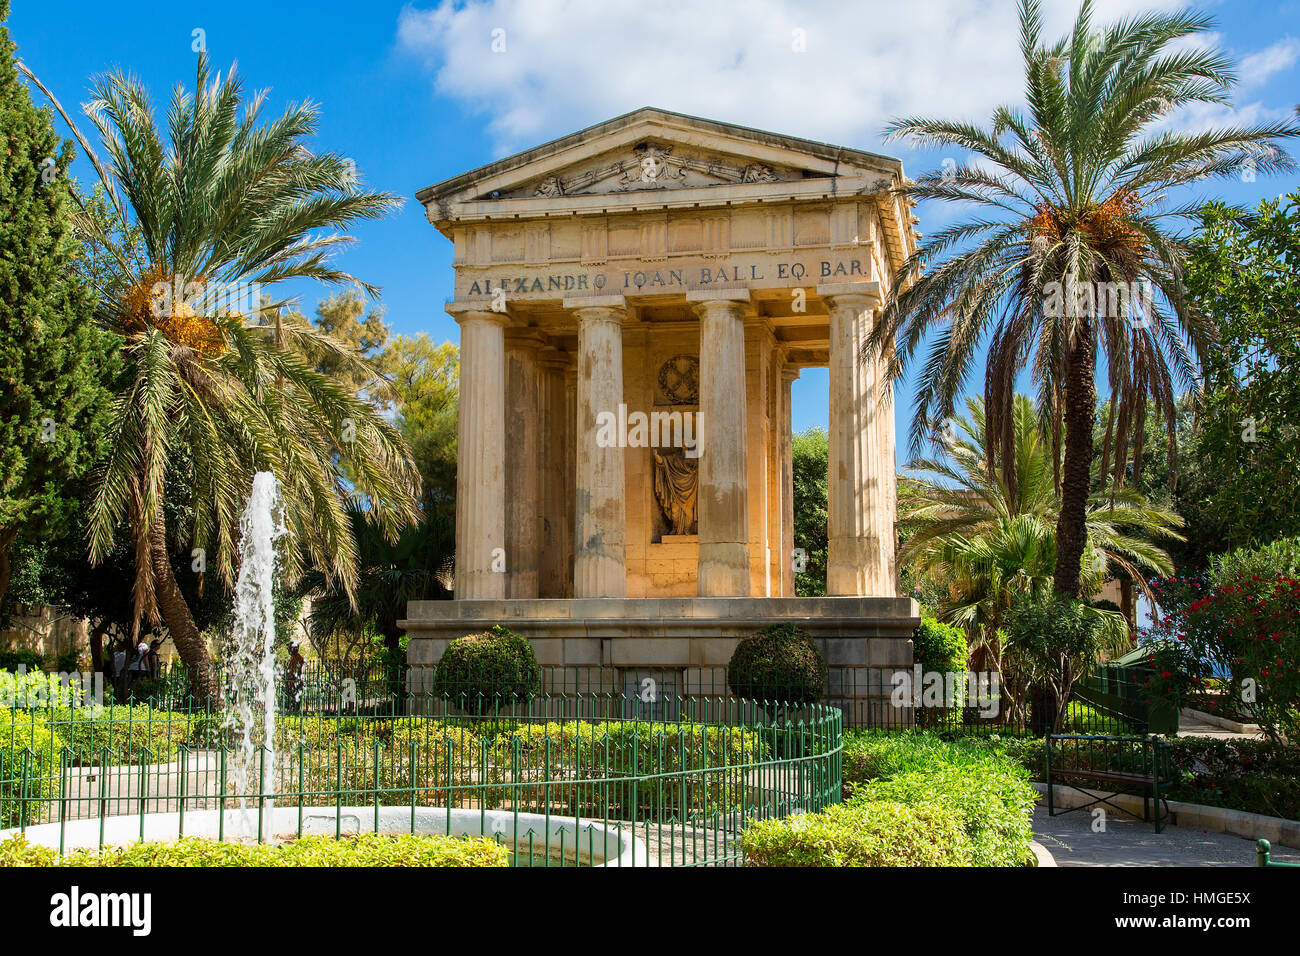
416, 107, 905, 208
429, 178, 887, 226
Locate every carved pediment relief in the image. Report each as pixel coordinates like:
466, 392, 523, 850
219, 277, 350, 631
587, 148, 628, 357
493, 141, 825, 201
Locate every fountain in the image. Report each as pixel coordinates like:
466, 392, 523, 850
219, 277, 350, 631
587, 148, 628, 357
0, 470, 656, 865
221, 471, 286, 840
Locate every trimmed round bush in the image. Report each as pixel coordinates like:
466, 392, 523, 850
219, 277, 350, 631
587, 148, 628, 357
431, 626, 540, 711
727, 623, 827, 704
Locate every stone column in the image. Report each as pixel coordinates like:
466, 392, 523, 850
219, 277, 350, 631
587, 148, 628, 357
780, 365, 800, 597
562, 365, 577, 595
450, 306, 508, 599
504, 329, 545, 598
689, 290, 751, 596
819, 283, 891, 596
565, 296, 627, 598
538, 346, 573, 598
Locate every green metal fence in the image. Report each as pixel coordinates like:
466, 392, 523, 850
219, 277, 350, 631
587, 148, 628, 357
120, 661, 1143, 735
0, 695, 842, 867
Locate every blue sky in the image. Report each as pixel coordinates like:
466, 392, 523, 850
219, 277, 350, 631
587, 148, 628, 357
10, 0, 1299, 454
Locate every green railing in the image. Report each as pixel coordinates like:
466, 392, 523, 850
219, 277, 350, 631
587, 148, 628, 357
110, 662, 1144, 736
1256, 839, 1299, 867
0, 694, 842, 867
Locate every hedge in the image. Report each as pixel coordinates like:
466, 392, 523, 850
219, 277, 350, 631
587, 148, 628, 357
745, 731, 1036, 867
842, 732, 1036, 867
0, 710, 66, 828
0, 833, 509, 867
741, 800, 971, 866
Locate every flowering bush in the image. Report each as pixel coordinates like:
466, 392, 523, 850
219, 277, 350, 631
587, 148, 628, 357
1147, 547, 1300, 741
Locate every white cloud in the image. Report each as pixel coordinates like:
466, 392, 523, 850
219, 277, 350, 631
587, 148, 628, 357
396, 0, 1190, 156
1239, 37, 1300, 88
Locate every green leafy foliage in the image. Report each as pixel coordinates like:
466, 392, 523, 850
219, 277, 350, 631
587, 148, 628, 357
913, 615, 968, 674
431, 626, 541, 711
746, 731, 1036, 866
971, 734, 1300, 821
0, 708, 65, 827
791, 427, 828, 596
727, 623, 827, 704
0, 3, 117, 607
1183, 194, 1300, 554
0, 832, 509, 867
1004, 595, 1122, 731
741, 800, 971, 867
840, 731, 1036, 866
1148, 537, 1300, 741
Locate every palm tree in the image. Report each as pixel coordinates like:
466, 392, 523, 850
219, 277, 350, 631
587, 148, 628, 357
874, 0, 1298, 598
60, 56, 420, 703
901, 394, 1181, 710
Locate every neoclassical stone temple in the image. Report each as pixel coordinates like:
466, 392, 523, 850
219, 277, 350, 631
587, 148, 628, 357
402, 108, 919, 694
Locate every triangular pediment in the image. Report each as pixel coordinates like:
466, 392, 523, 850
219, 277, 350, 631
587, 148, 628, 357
496, 139, 830, 200
417, 107, 904, 218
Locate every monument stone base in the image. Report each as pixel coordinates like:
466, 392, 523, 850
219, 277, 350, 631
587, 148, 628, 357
401, 596, 918, 699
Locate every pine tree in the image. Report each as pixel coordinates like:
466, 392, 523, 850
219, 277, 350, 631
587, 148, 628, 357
0, 0, 116, 606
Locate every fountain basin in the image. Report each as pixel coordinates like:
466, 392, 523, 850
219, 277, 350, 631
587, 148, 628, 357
1, 806, 655, 867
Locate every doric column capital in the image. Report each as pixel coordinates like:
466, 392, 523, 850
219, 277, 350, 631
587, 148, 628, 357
563, 294, 628, 320
687, 288, 750, 322
817, 282, 883, 311
447, 301, 511, 327
780, 365, 801, 385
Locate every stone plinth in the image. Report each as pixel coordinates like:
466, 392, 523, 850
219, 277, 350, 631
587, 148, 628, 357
402, 596, 918, 676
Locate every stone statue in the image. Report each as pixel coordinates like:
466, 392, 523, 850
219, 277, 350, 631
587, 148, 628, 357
652, 448, 698, 535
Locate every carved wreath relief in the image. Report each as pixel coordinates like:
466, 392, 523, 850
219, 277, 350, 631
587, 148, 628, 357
525, 143, 783, 198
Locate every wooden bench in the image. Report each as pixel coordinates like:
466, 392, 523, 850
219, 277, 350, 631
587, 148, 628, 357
1045, 734, 1174, 833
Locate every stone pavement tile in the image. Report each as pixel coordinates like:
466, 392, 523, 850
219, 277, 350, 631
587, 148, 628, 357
1032, 807, 1300, 867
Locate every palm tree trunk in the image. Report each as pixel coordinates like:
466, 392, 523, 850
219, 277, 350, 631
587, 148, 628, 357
149, 522, 218, 706
1055, 322, 1097, 598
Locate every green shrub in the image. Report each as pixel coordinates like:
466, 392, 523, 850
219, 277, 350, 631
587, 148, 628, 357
0, 833, 509, 867
727, 623, 826, 704
0, 650, 44, 673
852, 767, 1034, 867
431, 626, 540, 712
1004, 596, 1121, 733
839, 731, 1036, 866
913, 615, 968, 674
0, 710, 66, 827
741, 800, 971, 866
0, 669, 92, 709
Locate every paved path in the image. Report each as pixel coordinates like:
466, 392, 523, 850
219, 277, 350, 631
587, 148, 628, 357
1032, 807, 1300, 866
1176, 715, 1263, 740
